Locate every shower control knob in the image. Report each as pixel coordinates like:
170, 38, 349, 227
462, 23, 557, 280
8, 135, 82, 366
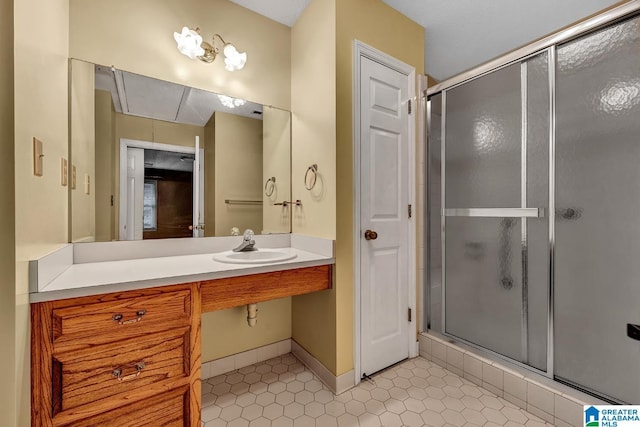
364, 230, 378, 240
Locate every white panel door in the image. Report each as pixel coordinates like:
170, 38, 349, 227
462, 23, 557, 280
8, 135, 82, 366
192, 136, 204, 237
122, 147, 144, 240
360, 56, 410, 375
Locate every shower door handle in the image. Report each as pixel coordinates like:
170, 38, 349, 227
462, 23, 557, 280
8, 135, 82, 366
442, 208, 544, 218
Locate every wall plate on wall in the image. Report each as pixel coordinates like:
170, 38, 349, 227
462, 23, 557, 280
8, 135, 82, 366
33, 137, 43, 176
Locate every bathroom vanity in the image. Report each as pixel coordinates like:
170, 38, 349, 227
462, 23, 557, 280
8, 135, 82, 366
29, 236, 334, 426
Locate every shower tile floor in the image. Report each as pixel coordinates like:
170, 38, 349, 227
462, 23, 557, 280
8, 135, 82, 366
201, 354, 553, 427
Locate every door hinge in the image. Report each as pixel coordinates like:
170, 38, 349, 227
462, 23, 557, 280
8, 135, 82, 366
408, 308, 412, 322
110, 195, 114, 206
408, 99, 412, 114
408, 204, 412, 218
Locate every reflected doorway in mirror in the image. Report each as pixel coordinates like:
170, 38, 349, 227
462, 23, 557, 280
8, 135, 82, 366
118, 139, 203, 241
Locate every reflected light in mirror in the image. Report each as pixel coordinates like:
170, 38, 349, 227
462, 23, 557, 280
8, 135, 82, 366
218, 94, 247, 109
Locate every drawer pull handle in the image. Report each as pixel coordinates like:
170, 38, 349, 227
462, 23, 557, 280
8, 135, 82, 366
112, 309, 146, 325
112, 362, 145, 381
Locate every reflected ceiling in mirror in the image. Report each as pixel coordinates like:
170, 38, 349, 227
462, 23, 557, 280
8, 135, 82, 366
94, 65, 264, 125
69, 59, 292, 243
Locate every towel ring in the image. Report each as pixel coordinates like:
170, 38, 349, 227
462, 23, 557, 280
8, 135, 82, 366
304, 164, 318, 191
264, 177, 276, 197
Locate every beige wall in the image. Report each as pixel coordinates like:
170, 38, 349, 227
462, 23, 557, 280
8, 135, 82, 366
214, 112, 263, 235
94, 90, 115, 241
291, 0, 424, 377
0, 0, 15, 423
70, 60, 96, 242
115, 114, 203, 148
290, 0, 337, 240
262, 106, 291, 233
14, 0, 70, 424
202, 297, 291, 361
290, 0, 338, 374
69, 0, 291, 110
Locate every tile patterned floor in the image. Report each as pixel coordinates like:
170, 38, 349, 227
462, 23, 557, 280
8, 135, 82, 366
201, 354, 553, 427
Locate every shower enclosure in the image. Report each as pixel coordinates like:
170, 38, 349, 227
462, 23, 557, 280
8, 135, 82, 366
426, 3, 640, 404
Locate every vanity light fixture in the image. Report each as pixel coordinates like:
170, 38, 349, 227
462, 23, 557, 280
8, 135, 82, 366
173, 27, 247, 71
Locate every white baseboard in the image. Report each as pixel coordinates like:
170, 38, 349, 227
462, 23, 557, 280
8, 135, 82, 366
202, 339, 292, 380
335, 369, 356, 395
291, 340, 355, 395
411, 339, 419, 358
202, 338, 356, 396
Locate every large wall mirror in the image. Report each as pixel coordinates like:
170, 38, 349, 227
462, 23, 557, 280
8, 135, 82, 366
69, 58, 292, 243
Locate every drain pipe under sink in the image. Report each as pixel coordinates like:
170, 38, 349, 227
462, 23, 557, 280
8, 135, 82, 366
246, 304, 258, 327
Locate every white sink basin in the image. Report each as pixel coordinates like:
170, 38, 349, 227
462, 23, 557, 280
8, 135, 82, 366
212, 249, 297, 264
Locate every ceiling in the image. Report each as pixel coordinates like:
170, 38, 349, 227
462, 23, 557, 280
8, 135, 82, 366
144, 150, 194, 173
229, 0, 621, 81
229, 0, 311, 26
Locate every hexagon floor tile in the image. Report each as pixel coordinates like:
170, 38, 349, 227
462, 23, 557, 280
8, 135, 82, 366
201, 354, 553, 427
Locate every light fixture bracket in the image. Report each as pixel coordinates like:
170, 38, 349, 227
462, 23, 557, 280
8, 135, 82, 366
197, 34, 229, 63
199, 41, 217, 63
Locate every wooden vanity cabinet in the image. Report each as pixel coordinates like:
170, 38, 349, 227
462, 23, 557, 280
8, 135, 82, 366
31, 264, 332, 426
31, 284, 201, 427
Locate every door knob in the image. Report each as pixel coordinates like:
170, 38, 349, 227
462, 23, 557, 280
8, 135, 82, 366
364, 230, 378, 240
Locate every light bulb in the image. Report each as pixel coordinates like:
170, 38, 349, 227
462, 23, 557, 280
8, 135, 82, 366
173, 27, 205, 60
223, 44, 247, 71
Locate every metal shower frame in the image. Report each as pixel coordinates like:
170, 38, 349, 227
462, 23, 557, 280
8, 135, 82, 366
424, 0, 640, 380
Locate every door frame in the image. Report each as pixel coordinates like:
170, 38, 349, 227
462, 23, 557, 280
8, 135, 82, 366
353, 40, 417, 384
118, 138, 203, 240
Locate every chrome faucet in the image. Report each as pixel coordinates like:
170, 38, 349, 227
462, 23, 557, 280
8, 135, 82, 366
232, 229, 257, 252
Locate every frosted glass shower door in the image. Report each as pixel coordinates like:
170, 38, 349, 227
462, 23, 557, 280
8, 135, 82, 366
442, 55, 549, 370
554, 15, 640, 403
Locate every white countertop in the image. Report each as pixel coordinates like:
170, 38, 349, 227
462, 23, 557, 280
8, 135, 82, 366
29, 235, 335, 302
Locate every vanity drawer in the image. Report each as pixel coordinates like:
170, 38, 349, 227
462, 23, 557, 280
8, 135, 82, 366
53, 327, 189, 414
52, 289, 191, 345
64, 387, 188, 427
